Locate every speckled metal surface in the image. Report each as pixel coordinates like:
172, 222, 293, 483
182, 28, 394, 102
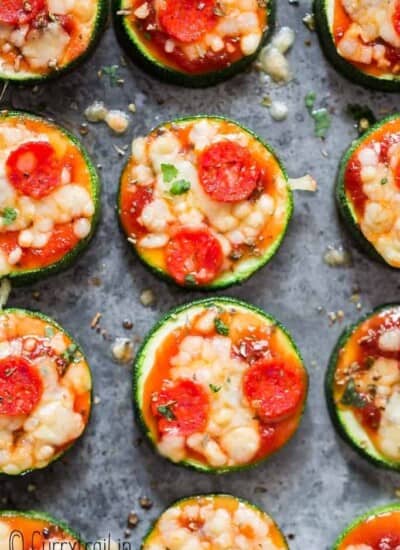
2, 1, 400, 549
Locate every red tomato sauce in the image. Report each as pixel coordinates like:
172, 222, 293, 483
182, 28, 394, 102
338, 510, 400, 549
127, 0, 267, 74
141, 308, 307, 467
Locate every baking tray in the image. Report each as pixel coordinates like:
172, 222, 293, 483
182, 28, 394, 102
2, 1, 400, 549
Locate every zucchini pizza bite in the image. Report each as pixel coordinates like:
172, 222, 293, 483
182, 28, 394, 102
142, 494, 288, 550
327, 304, 400, 470
337, 115, 400, 267
134, 298, 308, 473
118, 116, 292, 289
314, 0, 400, 91
0, 308, 92, 475
113, 0, 275, 87
0, 111, 99, 284
0, 511, 84, 550
0, 0, 107, 83
333, 504, 400, 550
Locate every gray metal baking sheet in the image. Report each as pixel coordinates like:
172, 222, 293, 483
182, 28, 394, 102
2, 1, 400, 549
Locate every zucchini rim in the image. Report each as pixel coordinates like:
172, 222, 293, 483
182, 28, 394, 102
117, 115, 293, 290
314, 0, 400, 92
0, 109, 101, 286
141, 493, 289, 549
112, 0, 275, 88
326, 303, 400, 471
0, 307, 92, 477
133, 296, 308, 474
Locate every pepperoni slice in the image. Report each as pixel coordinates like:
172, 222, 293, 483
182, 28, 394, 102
243, 359, 304, 423
159, 0, 217, 43
6, 141, 62, 199
0, 0, 46, 25
393, 0, 400, 36
0, 356, 43, 416
165, 227, 224, 285
198, 141, 261, 202
344, 156, 368, 214
151, 379, 209, 436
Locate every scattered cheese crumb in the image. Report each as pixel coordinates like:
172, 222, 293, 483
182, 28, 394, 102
324, 246, 352, 267
140, 289, 155, 307
289, 175, 317, 191
0, 279, 11, 309
111, 337, 134, 364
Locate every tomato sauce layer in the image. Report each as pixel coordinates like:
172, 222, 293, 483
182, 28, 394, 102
144, 495, 287, 550
119, 118, 289, 286
332, 0, 400, 77
338, 509, 400, 550
0, 310, 91, 475
0, 115, 95, 276
140, 303, 307, 470
123, 0, 267, 74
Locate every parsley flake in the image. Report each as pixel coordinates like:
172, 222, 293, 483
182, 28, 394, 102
170, 179, 191, 195
157, 403, 176, 421
101, 65, 120, 86
161, 163, 178, 183
340, 378, 367, 408
2, 207, 17, 226
214, 318, 229, 336
209, 383, 221, 393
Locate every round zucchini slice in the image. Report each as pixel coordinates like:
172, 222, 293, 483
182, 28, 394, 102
0, 0, 108, 84
336, 114, 400, 268
118, 116, 292, 290
333, 503, 400, 549
0, 511, 84, 549
314, 0, 400, 91
0, 308, 92, 476
326, 303, 400, 471
142, 494, 288, 549
134, 297, 308, 473
0, 110, 100, 285
113, 0, 275, 87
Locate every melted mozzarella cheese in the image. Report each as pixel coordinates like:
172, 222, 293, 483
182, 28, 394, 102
341, 0, 400, 47
22, 23, 70, 69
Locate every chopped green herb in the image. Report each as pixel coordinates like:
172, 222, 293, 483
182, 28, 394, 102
214, 317, 229, 336
143, 32, 152, 41
45, 326, 55, 338
341, 378, 367, 408
364, 356, 375, 369
346, 104, 376, 135
170, 179, 191, 195
381, 177, 388, 185
157, 403, 176, 421
209, 383, 222, 393
161, 163, 178, 183
305, 91, 316, 113
102, 65, 120, 86
312, 108, 331, 139
61, 343, 80, 366
1, 207, 17, 226
184, 273, 197, 285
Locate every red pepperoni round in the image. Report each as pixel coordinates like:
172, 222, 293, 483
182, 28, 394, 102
6, 141, 62, 199
159, 0, 217, 43
344, 156, 368, 214
0, 356, 43, 416
151, 379, 209, 436
198, 141, 261, 202
243, 359, 304, 423
0, 0, 46, 25
166, 227, 224, 285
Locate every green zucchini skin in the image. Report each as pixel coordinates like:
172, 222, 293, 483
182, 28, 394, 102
0, 1, 108, 85
142, 494, 289, 549
0, 510, 85, 544
0, 307, 92, 477
133, 297, 308, 474
326, 303, 400, 471
313, 0, 400, 92
336, 114, 400, 267
0, 109, 101, 286
117, 115, 293, 290
332, 503, 400, 549
112, 0, 275, 88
